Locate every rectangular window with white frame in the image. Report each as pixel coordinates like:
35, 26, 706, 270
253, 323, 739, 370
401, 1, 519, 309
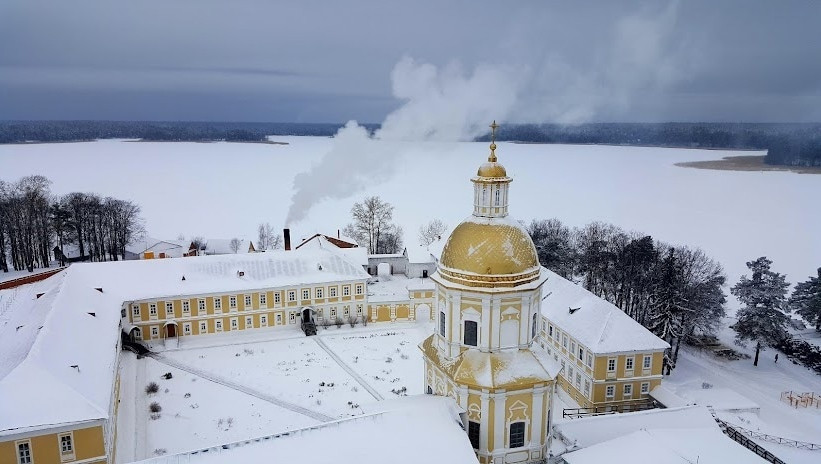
568, 366, 574, 380
641, 382, 650, 394
215, 320, 223, 331
575, 373, 581, 389
355, 284, 363, 295
624, 383, 633, 396
289, 312, 296, 324
578, 347, 584, 361
607, 358, 616, 372
316, 287, 323, 298
606, 385, 615, 398
570, 341, 576, 355
643, 355, 652, 370
132, 304, 141, 319
586, 352, 593, 368
356, 304, 363, 314
274, 292, 281, 304
17, 440, 32, 464
342, 285, 350, 296
343, 306, 350, 316
198, 299, 206, 313
562, 334, 568, 348
229, 296, 237, 309
213, 297, 222, 310
149, 303, 157, 317
260, 293, 268, 307
183, 322, 192, 335
584, 379, 590, 396
244, 295, 252, 308
276, 313, 282, 325
151, 326, 159, 338
166, 302, 174, 316
245, 316, 253, 328
230, 318, 238, 330
330, 308, 337, 317
59, 432, 74, 459
302, 289, 310, 300
288, 290, 296, 302
199, 321, 207, 333
625, 356, 634, 371
260, 314, 268, 327
329, 287, 337, 298
182, 300, 190, 314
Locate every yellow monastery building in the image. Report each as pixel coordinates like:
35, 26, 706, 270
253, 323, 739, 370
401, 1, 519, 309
0, 124, 667, 464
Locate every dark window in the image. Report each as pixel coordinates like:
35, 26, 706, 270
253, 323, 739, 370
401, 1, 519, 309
422, 269, 428, 278
468, 421, 480, 449
509, 422, 525, 448
427, 386, 433, 394
531, 313, 537, 338
464, 320, 478, 346
439, 312, 446, 337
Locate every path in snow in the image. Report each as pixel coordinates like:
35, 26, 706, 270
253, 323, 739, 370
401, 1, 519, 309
313, 336, 384, 401
148, 352, 334, 422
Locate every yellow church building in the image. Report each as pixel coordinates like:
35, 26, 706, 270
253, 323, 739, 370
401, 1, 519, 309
421, 124, 560, 464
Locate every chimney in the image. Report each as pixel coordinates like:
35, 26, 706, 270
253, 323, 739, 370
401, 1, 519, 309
284, 228, 291, 251
337, 229, 340, 239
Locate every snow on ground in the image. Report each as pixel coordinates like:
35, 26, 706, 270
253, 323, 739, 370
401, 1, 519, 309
665, 335, 821, 464
320, 324, 431, 398
161, 328, 381, 418
116, 351, 318, 462
1, 138, 818, 306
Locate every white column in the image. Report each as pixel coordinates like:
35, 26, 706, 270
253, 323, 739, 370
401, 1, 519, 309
531, 387, 544, 447
481, 295, 491, 351
491, 298, 501, 351
494, 392, 506, 452
480, 391, 490, 452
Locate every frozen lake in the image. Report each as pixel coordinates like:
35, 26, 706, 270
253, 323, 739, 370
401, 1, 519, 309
1, 137, 819, 303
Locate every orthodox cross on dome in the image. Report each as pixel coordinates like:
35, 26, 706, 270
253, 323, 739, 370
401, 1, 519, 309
489, 120, 499, 162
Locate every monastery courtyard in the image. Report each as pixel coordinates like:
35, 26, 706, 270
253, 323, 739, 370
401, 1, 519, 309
116, 321, 500, 462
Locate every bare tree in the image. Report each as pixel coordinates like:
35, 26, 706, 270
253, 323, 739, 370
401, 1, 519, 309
229, 238, 241, 253
418, 219, 447, 247
256, 222, 282, 250
343, 196, 403, 254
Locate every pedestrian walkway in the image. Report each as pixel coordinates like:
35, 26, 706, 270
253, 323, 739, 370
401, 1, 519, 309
313, 336, 384, 401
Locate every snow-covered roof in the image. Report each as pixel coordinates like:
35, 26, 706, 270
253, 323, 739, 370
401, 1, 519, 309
541, 269, 669, 353
76, 247, 370, 303
0, 246, 370, 436
561, 427, 766, 464
144, 240, 193, 258
203, 238, 254, 255
554, 405, 719, 449
405, 245, 436, 264
125, 236, 161, 255
131, 395, 477, 464
295, 234, 367, 266
0, 269, 124, 436
677, 387, 760, 412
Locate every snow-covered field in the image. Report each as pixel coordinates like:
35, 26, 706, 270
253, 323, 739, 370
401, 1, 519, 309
664, 326, 821, 464
116, 323, 433, 462
1, 138, 819, 302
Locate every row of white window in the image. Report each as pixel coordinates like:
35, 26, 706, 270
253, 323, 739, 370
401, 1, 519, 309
548, 323, 653, 372
132, 285, 364, 318
16, 432, 73, 464
135, 305, 366, 339
605, 382, 650, 398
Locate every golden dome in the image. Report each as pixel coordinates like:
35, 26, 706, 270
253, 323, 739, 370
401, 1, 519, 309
477, 161, 507, 178
438, 217, 540, 287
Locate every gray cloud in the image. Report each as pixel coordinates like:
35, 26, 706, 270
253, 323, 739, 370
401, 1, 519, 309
0, 0, 819, 122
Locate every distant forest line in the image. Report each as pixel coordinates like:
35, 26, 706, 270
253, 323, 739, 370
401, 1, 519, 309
1, 120, 819, 167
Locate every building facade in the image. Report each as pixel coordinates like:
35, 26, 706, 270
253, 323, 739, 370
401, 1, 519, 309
421, 127, 559, 464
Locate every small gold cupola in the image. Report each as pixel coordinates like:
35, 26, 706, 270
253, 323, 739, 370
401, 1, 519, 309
472, 121, 512, 218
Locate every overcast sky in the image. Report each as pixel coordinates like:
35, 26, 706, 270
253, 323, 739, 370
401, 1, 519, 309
1, 0, 819, 123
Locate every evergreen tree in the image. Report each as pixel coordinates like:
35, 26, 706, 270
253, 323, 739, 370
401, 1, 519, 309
648, 248, 689, 372
731, 257, 790, 366
790, 268, 821, 331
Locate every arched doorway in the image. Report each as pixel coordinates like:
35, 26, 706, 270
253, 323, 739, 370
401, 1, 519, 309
129, 327, 142, 342
163, 321, 178, 338
415, 303, 431, 323
301, 307, 317, 336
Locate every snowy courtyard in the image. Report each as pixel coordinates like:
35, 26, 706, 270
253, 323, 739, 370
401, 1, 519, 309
116, 323, 432, 462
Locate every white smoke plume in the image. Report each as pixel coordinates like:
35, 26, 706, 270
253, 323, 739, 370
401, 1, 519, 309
284, 57, 523, 226
285, 2, 686, 225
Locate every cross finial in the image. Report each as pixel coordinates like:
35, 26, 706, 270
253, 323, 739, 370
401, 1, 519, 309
489, 120, 499, 162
